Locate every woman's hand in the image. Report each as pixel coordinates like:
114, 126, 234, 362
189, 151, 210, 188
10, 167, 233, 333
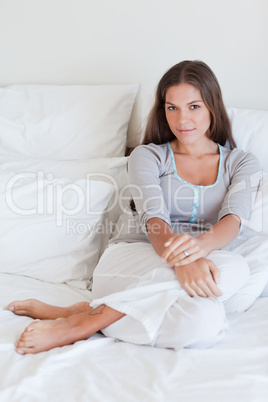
175, 258, 222, 298
161, 234, 208, 267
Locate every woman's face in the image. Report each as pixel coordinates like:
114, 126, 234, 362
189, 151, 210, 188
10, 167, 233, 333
165, 83, 211, 146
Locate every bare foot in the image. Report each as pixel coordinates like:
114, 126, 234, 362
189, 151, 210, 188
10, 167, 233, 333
16, 318, 84, 354
15, 304, 125, 354
7, 299, 92, 320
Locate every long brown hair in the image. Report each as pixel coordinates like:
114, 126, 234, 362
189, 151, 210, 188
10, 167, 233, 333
142, 60, 236, 149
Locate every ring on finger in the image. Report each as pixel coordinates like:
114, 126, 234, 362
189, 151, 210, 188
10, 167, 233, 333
183, 250, 189, 257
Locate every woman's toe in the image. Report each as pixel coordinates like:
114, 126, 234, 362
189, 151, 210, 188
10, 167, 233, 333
16, 346, 37, 355
6, 301, 28, 314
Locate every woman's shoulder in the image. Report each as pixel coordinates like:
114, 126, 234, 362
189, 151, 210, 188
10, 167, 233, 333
128, 143, 172, 176
129, 142, 169, 161
220, 145, 260, 172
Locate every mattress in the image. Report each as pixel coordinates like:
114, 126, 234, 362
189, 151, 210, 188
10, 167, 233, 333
0, 272, 267, 402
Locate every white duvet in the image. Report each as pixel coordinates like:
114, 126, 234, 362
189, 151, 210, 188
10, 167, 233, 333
1, 243, 268, 402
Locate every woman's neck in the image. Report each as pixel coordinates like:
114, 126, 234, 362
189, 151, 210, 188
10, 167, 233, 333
170, 138, 219, 157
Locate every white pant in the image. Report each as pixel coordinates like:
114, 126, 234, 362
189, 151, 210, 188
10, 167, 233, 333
154, 251, 249, 349
91, 243, 250, 350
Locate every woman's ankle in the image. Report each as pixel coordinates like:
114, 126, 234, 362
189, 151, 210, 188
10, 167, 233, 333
65, 312, 96, 341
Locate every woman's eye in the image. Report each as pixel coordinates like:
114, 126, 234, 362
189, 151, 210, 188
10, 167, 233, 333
190, 105, 200, 110
167, 106, 177, 111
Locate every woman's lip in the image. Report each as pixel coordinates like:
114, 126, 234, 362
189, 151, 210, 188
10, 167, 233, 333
177, 129, 195, 134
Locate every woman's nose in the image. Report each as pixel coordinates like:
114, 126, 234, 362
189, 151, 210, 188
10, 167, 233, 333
177, 109, 189, 123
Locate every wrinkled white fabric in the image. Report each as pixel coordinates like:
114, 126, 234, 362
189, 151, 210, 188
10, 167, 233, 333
91, 242, 250, 348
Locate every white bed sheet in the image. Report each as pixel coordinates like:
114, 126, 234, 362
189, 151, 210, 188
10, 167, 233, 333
0, 272, 267, 402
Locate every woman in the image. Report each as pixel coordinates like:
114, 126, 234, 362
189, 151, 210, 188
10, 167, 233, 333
7, 60, 260, 354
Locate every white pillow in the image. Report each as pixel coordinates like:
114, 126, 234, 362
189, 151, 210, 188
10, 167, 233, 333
0, 156, 128, 184
224, 235, 268, 309
0, 170, 114, 288
0, 155, 130, 227
227, 107, 268, 238
233, 165, 268, 241
228, 107, 268, 172
0, 84, 138, 159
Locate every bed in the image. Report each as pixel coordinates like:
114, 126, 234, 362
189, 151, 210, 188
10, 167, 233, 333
0, 84, 268, 402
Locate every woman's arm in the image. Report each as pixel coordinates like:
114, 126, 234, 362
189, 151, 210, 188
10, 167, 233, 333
128, 145, 173, 231
163, 214, 241, 267
146, 217, 174, 257
162, 150, 261, 267
197, 214, 241, 255
146, 216, 223, 298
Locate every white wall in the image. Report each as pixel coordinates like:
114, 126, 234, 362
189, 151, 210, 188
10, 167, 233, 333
0, 0, 267, 143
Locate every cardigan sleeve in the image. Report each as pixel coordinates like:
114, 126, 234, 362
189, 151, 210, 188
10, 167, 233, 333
128, 144, 172, 229
218, 150, 261, 230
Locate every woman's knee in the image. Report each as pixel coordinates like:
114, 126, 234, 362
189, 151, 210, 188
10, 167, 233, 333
181, 297, 228, 349
209, 251, 250, 300
155, 296, 228, 350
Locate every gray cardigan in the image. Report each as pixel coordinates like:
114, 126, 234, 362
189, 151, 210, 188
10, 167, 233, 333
111, 142, 261, 243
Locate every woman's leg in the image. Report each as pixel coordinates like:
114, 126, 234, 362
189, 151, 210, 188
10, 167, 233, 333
15, 304, 125, 355
7, 299, 93, 320
209, 250, 250, 303
154, 295, 227, 349
11, 249, 250, 353
155, 251, 250, 349
208, 250, 252, 314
